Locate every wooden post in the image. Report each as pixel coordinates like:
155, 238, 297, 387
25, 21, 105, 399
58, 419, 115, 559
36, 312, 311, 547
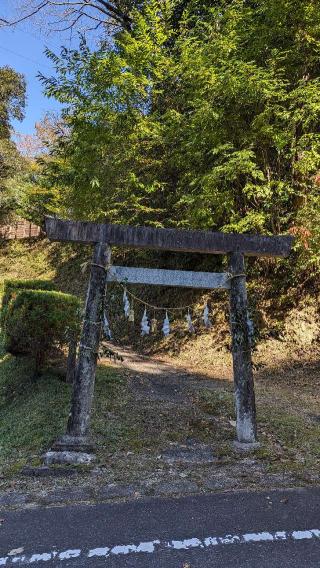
229, 252, 258, 445
53, 242, 111, 454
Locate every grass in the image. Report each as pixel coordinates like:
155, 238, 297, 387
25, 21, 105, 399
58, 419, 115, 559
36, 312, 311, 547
0, 322, 132, 478
1, 336, 320, 491
0, 337, 126, 477
256, 395, 320, 475
0, 238, 319, 493
0, 341, 70, 476
0, 239, 89, 300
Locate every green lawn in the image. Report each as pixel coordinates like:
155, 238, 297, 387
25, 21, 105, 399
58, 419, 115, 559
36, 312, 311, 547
0, 336, 128, 479
0, 342, 70, 475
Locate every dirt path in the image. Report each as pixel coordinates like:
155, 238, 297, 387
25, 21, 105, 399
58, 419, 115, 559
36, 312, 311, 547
104, 344, 189, 376
1, 343, 317, 511
97, 343, 320, 492
97, 344, 299, 492
103, 343, 223, 402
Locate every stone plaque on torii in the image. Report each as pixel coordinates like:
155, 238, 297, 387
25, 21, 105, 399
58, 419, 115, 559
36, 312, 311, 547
43, 217, 293, 464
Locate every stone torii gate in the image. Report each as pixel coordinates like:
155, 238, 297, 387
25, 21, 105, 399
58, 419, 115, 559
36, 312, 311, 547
44, 217, 293, 463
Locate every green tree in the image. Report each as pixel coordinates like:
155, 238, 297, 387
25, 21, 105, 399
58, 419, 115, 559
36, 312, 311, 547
39, 0, 320, 275
0, 66, 26, 222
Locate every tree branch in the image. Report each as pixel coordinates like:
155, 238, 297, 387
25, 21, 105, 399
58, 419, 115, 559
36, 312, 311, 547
52, 10, 85, 31
0, 0, 132, 32
0, 1, 49, 27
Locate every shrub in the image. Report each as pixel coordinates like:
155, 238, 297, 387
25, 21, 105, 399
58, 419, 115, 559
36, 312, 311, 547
5, 289, 81, 373
1, 279, 56, 332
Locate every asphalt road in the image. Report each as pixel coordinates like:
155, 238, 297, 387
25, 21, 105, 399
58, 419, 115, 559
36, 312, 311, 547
1, 488, 320, 567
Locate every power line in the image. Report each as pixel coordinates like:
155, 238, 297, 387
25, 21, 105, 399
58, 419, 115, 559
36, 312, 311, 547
0, 43, 53, 71
1, 21, 65, 52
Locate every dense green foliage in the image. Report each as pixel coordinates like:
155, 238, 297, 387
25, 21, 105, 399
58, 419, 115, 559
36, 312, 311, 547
0, 66, 26, 222
36, 0, 320, 278
0, 66, 25, 139
1, 278, 56, 330
5, 289, 80, 371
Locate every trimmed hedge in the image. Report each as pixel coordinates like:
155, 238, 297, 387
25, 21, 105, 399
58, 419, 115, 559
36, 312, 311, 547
5, 289, 81, 372
1, 279, 56, 331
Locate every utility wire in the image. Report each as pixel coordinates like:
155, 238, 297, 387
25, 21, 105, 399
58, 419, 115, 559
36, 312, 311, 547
1, 21, 78, 53
0, 43, 53, 70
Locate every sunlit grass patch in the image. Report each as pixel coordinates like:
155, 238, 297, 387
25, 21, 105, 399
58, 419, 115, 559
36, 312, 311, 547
0, 353, 71, 475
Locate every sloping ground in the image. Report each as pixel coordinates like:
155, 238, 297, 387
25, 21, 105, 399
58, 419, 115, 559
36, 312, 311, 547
0, 238, 319, 506
0, 239, 89, 299
1, 238, 319, 354
0, 339, 320, 506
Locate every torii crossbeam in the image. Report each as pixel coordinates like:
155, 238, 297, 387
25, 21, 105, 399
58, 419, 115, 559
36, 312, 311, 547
43, 217, 293, 463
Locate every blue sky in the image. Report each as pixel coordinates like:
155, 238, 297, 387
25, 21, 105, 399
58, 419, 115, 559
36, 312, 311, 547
0, 2, 68, 135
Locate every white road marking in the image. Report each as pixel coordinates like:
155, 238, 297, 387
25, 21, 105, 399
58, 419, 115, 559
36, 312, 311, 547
243, 532, 274, 542
29, 554, 51, 563
170, 538, 203, 550
8, 551, 24, 557
292, 531, 314, 540
88, 548, 109, 558
1, 528, 320, 565
57, 550, 81, 561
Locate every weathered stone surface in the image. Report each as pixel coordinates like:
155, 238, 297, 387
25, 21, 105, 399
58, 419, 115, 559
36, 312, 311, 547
66, 243, 111, 439
153, 481, 198, 496
45, 217, 293, 258
161, 445, 215, 465
21, 466, 78, 477
107, 265, 231, 290
52, 435, 96, 453
229, 251, 257, 444
43, 451, 96, 465
233, 441, 261, 452
98, 484, 138, 500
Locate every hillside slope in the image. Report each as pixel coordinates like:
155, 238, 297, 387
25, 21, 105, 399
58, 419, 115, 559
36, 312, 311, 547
0, 238, 320, 497
1, 237, 319, 364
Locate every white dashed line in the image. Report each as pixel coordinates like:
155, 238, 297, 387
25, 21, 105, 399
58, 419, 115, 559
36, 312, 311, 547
1, 528, 320, 564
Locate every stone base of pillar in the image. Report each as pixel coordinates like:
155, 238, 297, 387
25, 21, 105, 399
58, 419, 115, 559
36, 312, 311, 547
232, 440, 260, 452
42, 435, 96, 465
51, 434, 96, 453
43, 450, 96, 465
